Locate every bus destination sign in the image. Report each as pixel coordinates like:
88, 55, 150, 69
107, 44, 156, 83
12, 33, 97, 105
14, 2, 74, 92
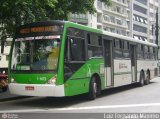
19, 26, 61, 34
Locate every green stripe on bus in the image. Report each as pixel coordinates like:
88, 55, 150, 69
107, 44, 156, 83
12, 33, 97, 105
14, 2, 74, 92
114, 72, 131, 75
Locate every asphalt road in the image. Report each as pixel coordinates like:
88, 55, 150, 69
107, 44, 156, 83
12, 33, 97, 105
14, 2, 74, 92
0, 78, 160, 118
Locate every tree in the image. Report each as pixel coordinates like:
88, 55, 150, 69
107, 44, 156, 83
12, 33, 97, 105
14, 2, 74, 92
0, 0, 112, 40
50, 0, 112, 20
0, 0, 57, 36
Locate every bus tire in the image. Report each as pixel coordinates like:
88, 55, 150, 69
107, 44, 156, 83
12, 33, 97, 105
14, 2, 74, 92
88, 77, 98, 100
145, 71, 150, 85
139, 72, 144, 87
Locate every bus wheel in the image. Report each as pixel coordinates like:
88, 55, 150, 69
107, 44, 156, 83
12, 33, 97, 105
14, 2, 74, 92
145, 71, 150, 85
88, 77, 98, 100
139, 72, 144, 86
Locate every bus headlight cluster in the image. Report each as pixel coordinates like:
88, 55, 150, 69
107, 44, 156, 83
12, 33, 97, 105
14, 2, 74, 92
48, 77, 56, 84
11, 78, 16, 83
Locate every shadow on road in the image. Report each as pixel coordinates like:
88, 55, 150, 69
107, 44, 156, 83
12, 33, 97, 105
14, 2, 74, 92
100, 82, 155, 98
3, 81, 156, 109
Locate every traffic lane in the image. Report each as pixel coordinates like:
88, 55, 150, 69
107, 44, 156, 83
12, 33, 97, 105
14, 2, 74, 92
0, 78, 160, 112
0, 94, 88, 111
0, 113, 106, 119
0, 90, 19, 100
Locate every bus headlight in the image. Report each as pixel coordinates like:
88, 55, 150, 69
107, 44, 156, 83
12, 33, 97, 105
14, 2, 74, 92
11, 78, 16, 83
48, 77, 56, 84
2, 70, 5, 74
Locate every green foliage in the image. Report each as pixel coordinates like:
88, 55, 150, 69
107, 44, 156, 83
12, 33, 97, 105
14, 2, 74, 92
0, 0, 111, 40
0, 0, 57, 37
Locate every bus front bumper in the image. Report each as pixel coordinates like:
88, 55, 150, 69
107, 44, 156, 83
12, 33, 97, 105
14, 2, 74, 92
9, 83, 65, 97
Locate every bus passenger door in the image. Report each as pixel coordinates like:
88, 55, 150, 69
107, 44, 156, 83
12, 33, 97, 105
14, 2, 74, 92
104, 40, 113, 87
130, 45, 137, 82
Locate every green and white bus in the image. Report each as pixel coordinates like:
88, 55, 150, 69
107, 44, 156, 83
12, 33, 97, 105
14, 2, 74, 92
8, 21, 159, 100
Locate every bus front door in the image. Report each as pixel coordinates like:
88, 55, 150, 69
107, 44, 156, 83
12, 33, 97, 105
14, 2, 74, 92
104, 40, 113, 87
130, 45, 137, 82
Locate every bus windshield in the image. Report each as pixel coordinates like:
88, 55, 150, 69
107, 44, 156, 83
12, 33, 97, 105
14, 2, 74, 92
11, 35, 60, 71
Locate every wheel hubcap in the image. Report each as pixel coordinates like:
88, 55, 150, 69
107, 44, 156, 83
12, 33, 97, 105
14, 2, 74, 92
93, 82, 97, 96
141, 77, 144, 84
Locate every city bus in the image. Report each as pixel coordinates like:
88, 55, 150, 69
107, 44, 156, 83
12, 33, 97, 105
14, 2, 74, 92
8, 21, 158, 100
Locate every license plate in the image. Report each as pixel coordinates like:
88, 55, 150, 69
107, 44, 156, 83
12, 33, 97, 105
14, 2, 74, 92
25, 86, 34, 91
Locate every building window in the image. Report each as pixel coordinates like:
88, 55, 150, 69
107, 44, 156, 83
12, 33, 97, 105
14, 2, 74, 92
150, 4, 154, 9
134, 4, 147, 15
110, 16, 115, 23
110, 28, 116, 33
135, 0, 147, 5
116, 29, 121, 35
121, 30, 126, 36
103, 15, 110, 22
133, 14, 148, 24
133, 25, 147, 33
103, 27, 110, 32
116, 19, 122, 25
122, 0, 126, 4
116, 6, 121, 13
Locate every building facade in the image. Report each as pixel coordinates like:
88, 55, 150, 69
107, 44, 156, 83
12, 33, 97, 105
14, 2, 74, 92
132, 0, 148, 42
148, 0, 159, 44
69, 0, 159, 44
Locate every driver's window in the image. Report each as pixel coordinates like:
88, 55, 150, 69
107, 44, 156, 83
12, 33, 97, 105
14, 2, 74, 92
68, 37, 85, 61
64, 27, 86, 80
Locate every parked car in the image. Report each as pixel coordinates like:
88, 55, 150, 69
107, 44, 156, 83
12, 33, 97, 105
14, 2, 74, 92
0, 69, 8, 92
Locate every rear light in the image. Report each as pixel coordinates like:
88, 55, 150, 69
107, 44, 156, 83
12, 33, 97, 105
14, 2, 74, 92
47, 77, 56, 84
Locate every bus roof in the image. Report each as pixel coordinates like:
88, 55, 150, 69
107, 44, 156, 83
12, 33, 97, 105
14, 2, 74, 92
103, 31, 157, 47
63, 21, 102, 34
63, 21, 157, 47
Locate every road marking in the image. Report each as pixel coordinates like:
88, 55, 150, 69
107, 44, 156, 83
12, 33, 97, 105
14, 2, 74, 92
0, 109, 44, 113
55, 103, 160, 111
1, 103, 160, 113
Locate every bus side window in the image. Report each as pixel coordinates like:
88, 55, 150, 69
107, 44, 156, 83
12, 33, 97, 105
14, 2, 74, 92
64, 36, 85, 80
65, 37, 85, 61
149, 47, 154, 59
87, 34, 103, 58
137, 44, 144, 59
144, 45, 150, 59
69, 37, 85, 61
64, 37, 70, 62
114, 39, 123, 58
123, 41, 130, 58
